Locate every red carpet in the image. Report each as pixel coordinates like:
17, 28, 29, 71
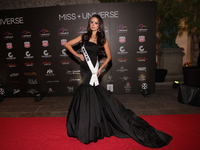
0, 114, 200, 150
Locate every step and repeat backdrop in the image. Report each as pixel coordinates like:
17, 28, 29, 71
0, 2, 156, 97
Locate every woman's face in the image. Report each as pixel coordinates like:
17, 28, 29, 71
90, 17, 99, 32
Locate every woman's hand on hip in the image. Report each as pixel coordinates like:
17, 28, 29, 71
77, 54, 84, 61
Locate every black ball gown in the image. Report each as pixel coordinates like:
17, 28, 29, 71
66, 42, 172, 148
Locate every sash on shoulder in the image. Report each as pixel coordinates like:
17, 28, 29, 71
81, 45, 99, 86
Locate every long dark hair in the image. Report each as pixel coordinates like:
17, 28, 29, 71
82, 14, 106, 47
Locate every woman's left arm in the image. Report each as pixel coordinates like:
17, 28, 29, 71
97, 38, 112, 76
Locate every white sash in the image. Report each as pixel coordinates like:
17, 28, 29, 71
81, 45, 99, 86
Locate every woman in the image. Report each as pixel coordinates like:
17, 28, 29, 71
65, 14, 172, 148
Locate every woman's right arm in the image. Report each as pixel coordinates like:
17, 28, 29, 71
64, 35, 84, 61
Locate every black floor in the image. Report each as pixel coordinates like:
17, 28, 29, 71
0, 82, 200, 117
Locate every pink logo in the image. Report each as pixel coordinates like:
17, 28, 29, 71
24, 41, 31, 48
139, 36, 145, 42
61, 39, 67, 45
119, 36, 126, 43
42, 40, 49, 47
6, 43, 13, 49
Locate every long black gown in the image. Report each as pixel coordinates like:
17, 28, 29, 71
66, 42, 172, 148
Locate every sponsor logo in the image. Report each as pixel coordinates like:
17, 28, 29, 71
66, 70, 80, 75
42, 61, 52, 66
21, 30, 31, 38
117, 25, 128, 33
67, 86, 74, 92
117, 66, 128, 72
42, 50, 52, 58
45, 69, 55, 76
60, 49, 68, 57
27, 89, 39, 94
117, 58, 128, 63
77, 26, 87, 34
58, 27, 69, 36
42, 40, 49, 47
104, 26, 109, 33
107, 75, 113, 83
141, 83, 148, 89
10, 81, 19, 84
0, 88, 5, 95
137, 67, 147, 72
7, 63, 17, 67
138, 35, 145, 42
13, 89, 20, 94
24, 51, 34, 59
136, 57, 148, 62
28, 78, 38, 84
24, 41, 31, 48
24, 62, 34, 67
24, 72, 36, 76
6, 52, 16, 60
47, 80, 59, 83
6, 43, 13, 49
60, 60, 70, 65
136, 24, 147, 32
119, 76, 131, 81
3, 32, 13, 40
117, 46, 128, 55
119, 36, 126, 43
39, 29, 50, 37
107, 84, 113, 92
10, 73, 19, 77
69, 77, 81, 82
137, 45, 147, 54
138, 74, 146, 81
48, 88, 55, 93
61, 39, 67, 45
124, 82, 131, 92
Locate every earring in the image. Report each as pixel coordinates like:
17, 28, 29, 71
98, 29, 100, 32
